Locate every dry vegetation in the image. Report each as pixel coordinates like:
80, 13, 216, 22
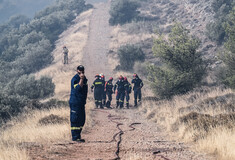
35, 9, 93, 101
140, 87, 235, 160
0, 101, 94, 160
0, 9, 95, 160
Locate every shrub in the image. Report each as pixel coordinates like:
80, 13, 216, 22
117, 44, 145, 71
148, 23, 206, 98
218, 8, 235, 89
109, 0, 140, 26
206, 0, 235, 43
13, 75, 55, 99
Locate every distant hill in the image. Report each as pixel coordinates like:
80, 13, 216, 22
0, 0, 56, 23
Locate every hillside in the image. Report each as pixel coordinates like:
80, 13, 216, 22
109, 0, 218, 66
0, 0, 234, 159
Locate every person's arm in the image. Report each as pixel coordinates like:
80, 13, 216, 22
114, 82, 117, 92
79, 73, 85, 87
140, 79, 144, 88
131, 79, 135, 84
84, 78, 88, 104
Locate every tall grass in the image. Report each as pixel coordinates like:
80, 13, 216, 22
140, 87, 235, 159
0, 101, 94, 160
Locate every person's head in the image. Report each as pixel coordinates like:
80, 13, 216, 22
124, 77, 127, 81
133, 73, 138, 79
95, 74, 100, 79
63, 45, 66, 48
109, 77, 113, 81
101, 75, 105, 80
119, 75, 123, 80
77, 65, 85, 74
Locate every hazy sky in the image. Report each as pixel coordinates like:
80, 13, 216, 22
0, 0, 56, 23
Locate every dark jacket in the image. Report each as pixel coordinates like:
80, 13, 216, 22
131, 78, 143, 91
91, 78, 105, 93
124, 81, 132, 94
69, 74, 88, 106
114, 79, 125, 93
105, 80, 113, 94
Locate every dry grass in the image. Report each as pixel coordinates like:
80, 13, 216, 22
0, 9, 95, 159
35, 9, 93, 101
197, 127, 235, 160
0, 101, 94, 160
140, 87, 235, 159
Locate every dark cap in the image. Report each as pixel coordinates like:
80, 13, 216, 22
77, 65, 85, 71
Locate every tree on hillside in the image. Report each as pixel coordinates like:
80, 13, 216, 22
218, 7, 235, 88
148, 23, 206, 98
109, 0, 140, 26
117, 44, 145, 71
206, 0, 235, 44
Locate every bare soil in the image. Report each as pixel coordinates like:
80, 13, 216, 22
27, 108, 212, 160
28, 1, 213, 159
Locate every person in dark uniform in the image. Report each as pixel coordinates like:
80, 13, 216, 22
105, 77, 114, 108
124, 77, 132, 109
100, 74, 106, 107
131, 73, 143, 107
69, 65, 88, 142
91, 74, 105, 109
114, 75, 125, 109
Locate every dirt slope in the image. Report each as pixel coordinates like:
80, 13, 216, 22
31, 1, 213, 159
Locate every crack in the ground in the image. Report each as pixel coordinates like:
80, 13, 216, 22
91, 110, 141, 160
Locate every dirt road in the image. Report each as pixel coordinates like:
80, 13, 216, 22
30, 1, 212, 159
28, 108, 211, 160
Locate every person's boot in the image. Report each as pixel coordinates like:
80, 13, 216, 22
116, 101, 119, 109
106, 101, 111, 108
100, 102, 104, 109
103, 100, 106, 106
95, 102, 98, 108
126, 103, 129, 109
134, 99, 137, 107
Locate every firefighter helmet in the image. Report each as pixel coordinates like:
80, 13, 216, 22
119, 75, 123, 80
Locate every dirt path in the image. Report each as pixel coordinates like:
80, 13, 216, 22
82, 1, 112, 81
30, 1, 213, 159
28, 108, 211, 160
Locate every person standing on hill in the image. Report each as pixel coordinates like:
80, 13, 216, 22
114, 75, 125, 109
91, 74, 105, 109
124, 77, 132, 109
132, 73, 143, 107
69, 65, 88, 142
63, 46, 69, 64
105, 77, 114, 108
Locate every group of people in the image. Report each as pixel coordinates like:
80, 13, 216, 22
91, 73, 143, 109
69, 65, 144, 142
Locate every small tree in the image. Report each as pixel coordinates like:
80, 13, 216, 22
148, 23, 206, 98
109, 0, 140, 26
219, 8, 235, 88
117, 44, 145, 71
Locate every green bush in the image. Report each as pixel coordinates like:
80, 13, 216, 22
218, 8, 235, 88
117, 44, 145, 71
11, 75, 55, 99
206, 0, 235, 43
0, 0, 91, 126
109, 0, 140, 26
148, 23, 206, 98
0, 93, 28, 124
